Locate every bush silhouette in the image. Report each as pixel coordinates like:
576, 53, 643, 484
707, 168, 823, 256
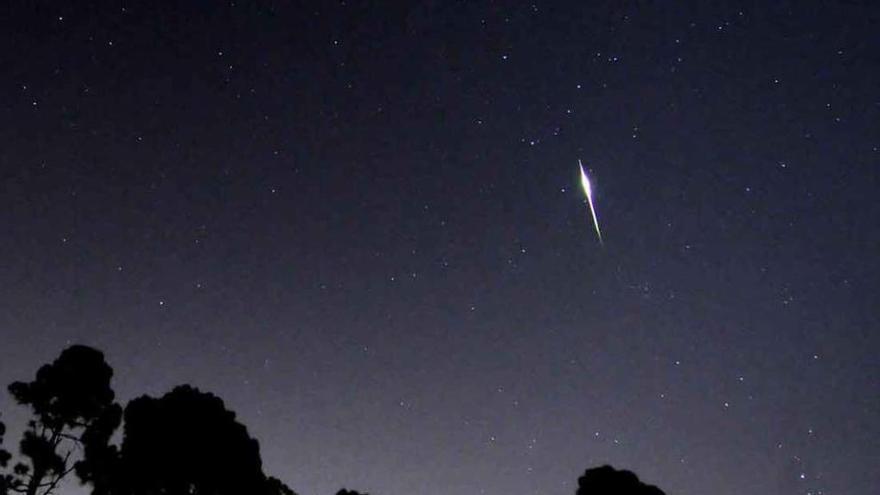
336, 490, 370, 495
576, 465, 665, 495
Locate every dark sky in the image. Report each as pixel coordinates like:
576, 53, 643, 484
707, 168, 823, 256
1, 1, 878, 494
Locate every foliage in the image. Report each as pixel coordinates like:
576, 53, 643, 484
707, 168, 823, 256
1, 414, 10, 495
267, 476, 298, 495
116, 385, 296, 495
2, 345, 672, 495
576, 465, 666, 495
5, 346, 120, 495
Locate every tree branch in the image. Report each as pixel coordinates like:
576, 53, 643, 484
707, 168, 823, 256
38, 458, 76, 495
55, 433, 82, 445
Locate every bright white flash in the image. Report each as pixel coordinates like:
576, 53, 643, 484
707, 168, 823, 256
578, 160, 603, 245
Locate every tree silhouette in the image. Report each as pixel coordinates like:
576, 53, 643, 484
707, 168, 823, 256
266, 476, 298, 495
1, 414, 11, 495
6, 345, 121, 495
3, 347, 674, 495
73, 402, 122, 495
575, 465, 665, 495
116, 385, 296, 495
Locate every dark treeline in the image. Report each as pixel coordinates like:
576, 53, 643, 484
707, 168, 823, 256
0, 346, 666, 495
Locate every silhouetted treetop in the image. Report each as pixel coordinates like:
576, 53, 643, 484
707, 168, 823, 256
3, 347, 299, 495
5, 345, 120, 495
3, 347, 670, 495
576, 465, 665, 495
118, 385, 295, 495
9, 346, 116, 431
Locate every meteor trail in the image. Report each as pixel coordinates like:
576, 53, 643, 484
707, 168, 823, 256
578, 159, 603, 245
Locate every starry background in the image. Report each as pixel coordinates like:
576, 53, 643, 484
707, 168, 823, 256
1, 1, 878, 495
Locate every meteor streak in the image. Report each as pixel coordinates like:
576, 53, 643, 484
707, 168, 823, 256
578, 159, 603, 245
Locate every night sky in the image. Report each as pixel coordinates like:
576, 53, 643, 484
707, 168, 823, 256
1, 2, 878, 495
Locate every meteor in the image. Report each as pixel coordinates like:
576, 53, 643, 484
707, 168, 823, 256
578, 159, 603, 245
